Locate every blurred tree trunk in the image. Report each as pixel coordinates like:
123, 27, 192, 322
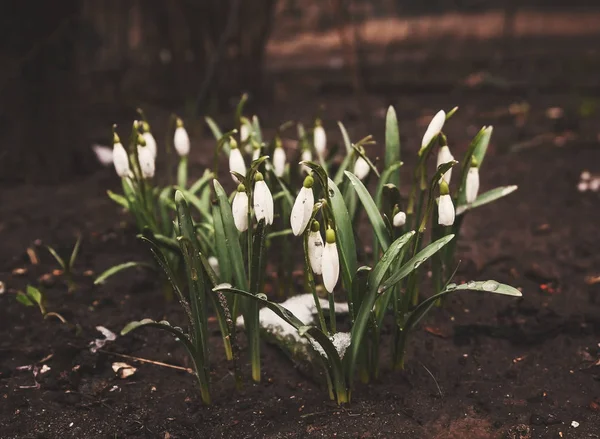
0, 0, 93, 185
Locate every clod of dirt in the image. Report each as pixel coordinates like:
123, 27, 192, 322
505, 424, 531, 439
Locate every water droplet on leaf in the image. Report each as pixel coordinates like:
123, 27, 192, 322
482, 280, 499, 291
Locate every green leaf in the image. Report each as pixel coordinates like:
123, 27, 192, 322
177, 156, 188, 189
69, 235, 82, 272
344, 171, 391, 252
211, 204, 233, 284
456, 185, 518, 215
46, 246, 66, 271
384, 106, 401, 188
189, 170, 214, 195
94, 261, 155, 285
235, 93, 248, 125
16, 291, 34, 307
404, 280, 522, 333
379, 234, 455, 293
328, 178, 357, 293
213, 180, 247, 288
120, 319, 197, 362
107, 190, 129, 209
205, 116, 223, 140
176, 187, 212, 221
346, 231, 415, 382
252, 115, 263, 144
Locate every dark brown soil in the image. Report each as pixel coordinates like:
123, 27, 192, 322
1, 86, 600, 439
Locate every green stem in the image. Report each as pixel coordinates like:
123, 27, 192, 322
328, 293, 336, 334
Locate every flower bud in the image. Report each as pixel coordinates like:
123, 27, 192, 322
322, 228, 340, 293
314, 120, 326, 158
392, 211, 406, 227
273, 139, 286, 178
436, 145, 454, 184
174, 118, 190, 157
141, 121, 157, 159
137, 145, 155, 179
308, 220, 324, 275
421, 110, 446, 149
290, 175, 315, 236
301, 149, 312, 174
438, 180, 454, 226
253, 172, 274, 225
353, 156, 370, 180
112, 138, 131, 178
229, 138, 247, 182
465, 158, 479, 203
232, 184, 249, 232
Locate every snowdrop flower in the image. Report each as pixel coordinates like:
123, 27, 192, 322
322, 228, 340, 293
232, 184, 249, 232
141, 121, 157, 159
112, 133, 131, 178
173, 118, 190, 157
240, 119, 251, 143
290, 175, 315, 236
229, 138, 246, 182
353, 155, 370, 180
307, 221, 324, 275
273, 138, 286, 178
135, 134, 155, 179
208, 256, 220, 276
436, 144, 455, 184
301, 148, 312, 173
314, 120, 326, 158
253, 172, 273, 225
465, 158, 480, 203
392, 210, 406, 227
437, 180, 455, 226
421, 110, 445, 150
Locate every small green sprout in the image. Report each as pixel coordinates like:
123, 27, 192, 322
46, 235, 81, 293
15, 285, 66, 323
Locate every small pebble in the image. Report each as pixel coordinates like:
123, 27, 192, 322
571, 421, 579, 428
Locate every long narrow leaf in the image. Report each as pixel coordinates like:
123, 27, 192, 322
456, 185, 518, 215
94, 261, 155, 285
384, 106, 401, 188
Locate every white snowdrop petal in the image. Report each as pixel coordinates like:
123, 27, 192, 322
113, 143, 130, 177
174, 126, 190, 157
438, 194, 455, 226
240, 124, 251, 142
314, 126, 326, 157
392, 211, 406, 227
253, 180, 274, 225
143, 132, 157, 159
290, 187, 314, 236
232, 191, 249, 232
465, 167, 480, 203
229, 148, 247, 181
273, 147, 286, 177
590, 178, 600, 192
353, 156, 370, 180
322, 242, 340, 293
137, 145, 155, 178
308, 231, 324, 274
421, 110, 446, 148
436, 145, 454, 183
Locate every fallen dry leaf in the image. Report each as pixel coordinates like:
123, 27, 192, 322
112, 362, 136, 379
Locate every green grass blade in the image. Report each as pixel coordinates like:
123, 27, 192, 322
456, 185, 518, 215
345, 231, 415, 382
211, 204, 233, 284
68, 235, 82, 272
385, 106, 401, 188
46, 246, 66, 271
344, 171, 391, 252
379, 234, 455, 294
94, 261, 155, 285
107, 190, 129, 209
337, 121, 352, 154
328, 178, 357, 294
213, 180, 247, 288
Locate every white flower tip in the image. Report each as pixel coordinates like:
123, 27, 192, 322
392, 211, 406, 227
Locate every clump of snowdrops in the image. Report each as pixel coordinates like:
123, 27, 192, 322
106, 97, 520, 404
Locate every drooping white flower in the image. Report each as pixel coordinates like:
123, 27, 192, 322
307, 221, 324, 275
137, 143, 155, 179
273, 142, 286, 178
141, 121, 157, 159
314, 121, 326, 158
252, 142, 261, 161
465, 166, 480, 203
229, 138, 247, 182
301, 149, 312, 173
322, 228, 340, 293
112, 133, 130, 178
290, 175, 315, 236
208, 256, 220, 276
240, 121, 251, 143
436, 145, 455, 183
421, 110, 446, 149
253, 172, 274, 225
353, 156, 370, 180
232, 184, 249, 232
437, 181, 455, 226
392, 211, 406, 227
174, 118, 190, 157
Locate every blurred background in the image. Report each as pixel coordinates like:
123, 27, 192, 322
0, 0, 598, 184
